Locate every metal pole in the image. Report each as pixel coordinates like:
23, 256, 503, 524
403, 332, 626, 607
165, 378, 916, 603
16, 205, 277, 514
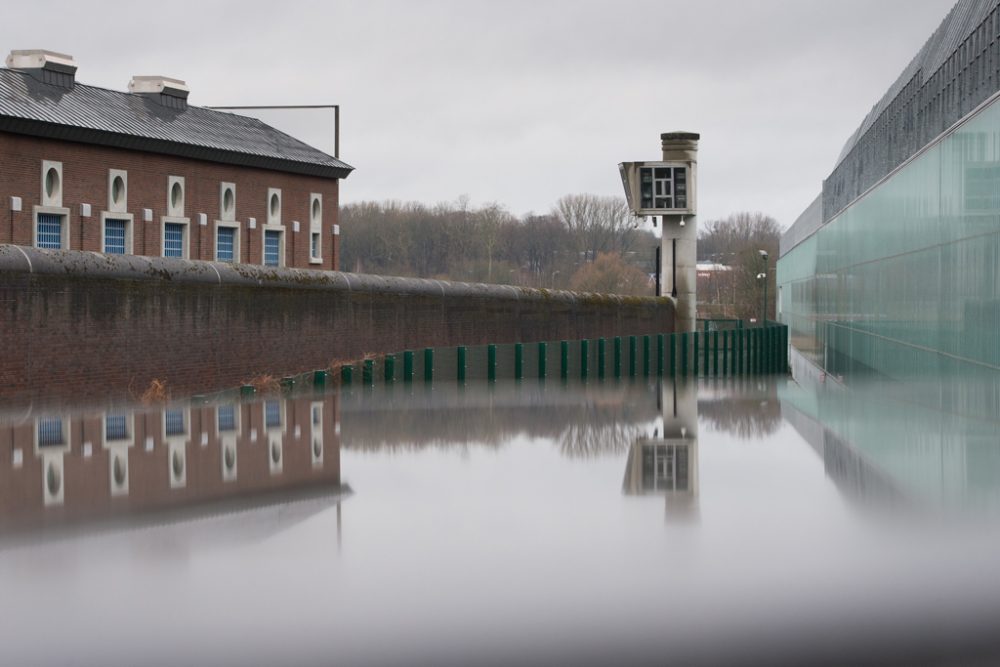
763, 274, 767, 326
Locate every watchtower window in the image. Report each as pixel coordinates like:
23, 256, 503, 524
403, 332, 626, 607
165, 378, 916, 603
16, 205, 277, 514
640, 166, 688, 210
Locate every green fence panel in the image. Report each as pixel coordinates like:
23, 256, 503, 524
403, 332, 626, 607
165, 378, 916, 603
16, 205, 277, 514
538, 342, 547, 378
681, 332, 689, 376
693, 331, 699, 376
657, 334, 665, 376
457, 347, 467, 382
598, 338, 606, 379
403, 350, 414, 382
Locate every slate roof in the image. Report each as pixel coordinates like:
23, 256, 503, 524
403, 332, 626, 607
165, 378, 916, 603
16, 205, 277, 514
0, 68, 353, 179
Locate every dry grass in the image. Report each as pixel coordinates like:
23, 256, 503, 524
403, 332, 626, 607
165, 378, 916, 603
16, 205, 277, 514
245, 374, 281, 392
328, 352, 378, 382
138, 378, 170, 404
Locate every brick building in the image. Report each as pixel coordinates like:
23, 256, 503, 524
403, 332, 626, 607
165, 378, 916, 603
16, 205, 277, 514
0, 50, 353, 270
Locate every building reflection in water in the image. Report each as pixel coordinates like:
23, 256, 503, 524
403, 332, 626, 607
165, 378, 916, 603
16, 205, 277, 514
0, 391, 345, 538
623, 380, 699, 521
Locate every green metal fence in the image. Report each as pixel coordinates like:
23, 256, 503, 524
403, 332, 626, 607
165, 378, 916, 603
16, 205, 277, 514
291, 321, 789, 389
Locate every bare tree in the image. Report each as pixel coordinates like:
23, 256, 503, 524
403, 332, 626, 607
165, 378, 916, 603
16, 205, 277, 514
697, 212, 782, 321
553, 194, 635, 261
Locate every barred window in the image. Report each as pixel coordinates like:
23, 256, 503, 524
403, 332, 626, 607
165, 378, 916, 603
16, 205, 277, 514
164, 223, 185, 258
264, 230, 281, 267
217, 404, 236, 432
105, 414, 129, 441
165, 409, 185, 436
37, 214, 63, 249
104, 219, 128, 255
265, 400, 281, 428
37, 418, 64, 447
217, 226, 235, 262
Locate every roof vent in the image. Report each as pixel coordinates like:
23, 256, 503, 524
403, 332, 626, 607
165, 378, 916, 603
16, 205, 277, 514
129, 76, 190, 110
6, 49, 77, 88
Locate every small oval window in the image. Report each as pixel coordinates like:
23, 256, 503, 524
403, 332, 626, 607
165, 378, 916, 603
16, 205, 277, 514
270, 441, 281, 464
172, 450, 184, 479
113, 455, 126, 486
311, 198, 321, 223
112, 175, 125, 205
46, 462, 61, 496
45, 167, 60, 200
224, 445, 235, 471
223, 187, 234, 215
269, 193, 280, 218
171, 181, 183, 210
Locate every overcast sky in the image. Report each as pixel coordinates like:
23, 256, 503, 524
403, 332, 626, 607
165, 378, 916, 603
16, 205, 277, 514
2, 0, 958, 228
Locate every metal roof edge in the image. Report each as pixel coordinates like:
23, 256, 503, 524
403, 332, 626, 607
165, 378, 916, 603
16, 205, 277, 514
0, 116, 354, 180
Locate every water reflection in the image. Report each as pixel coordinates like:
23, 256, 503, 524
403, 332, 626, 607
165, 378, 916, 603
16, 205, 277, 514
0, 392, 345, 538
2, 378, 1000, 666
339, 381, 659, 456
780, 370, 1000, 513
623, 381, 699, 521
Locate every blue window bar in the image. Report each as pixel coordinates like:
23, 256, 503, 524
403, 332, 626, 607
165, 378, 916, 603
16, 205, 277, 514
105, 414, 129, 441
265, 401, 281, 428
217, 226, 235, 262
264, 230, 281, 266
104, 219, 128, 254
37, 418, 64, 446
36, 214, 63, 249
164, 409, 185, 437
164, 223, 185, 258
217, 404, 236, 432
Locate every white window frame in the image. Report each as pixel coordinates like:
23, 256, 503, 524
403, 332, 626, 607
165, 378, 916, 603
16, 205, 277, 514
167, 175, 185, 218
34, 416, 71, 507
32, 205, 71, 250
215, 403, 242, 484
108, 169, 128, 213
162, 216, 191, 259
309, 192, 323, 264
310, 400, 324, 467
101, 412, 135, 497
220, 182, 236, 222
100, 211, 134, 255
261, 224, 285, 268
266, 188, 281, 226
214, 220, 241, 263
41, 160, 63, 208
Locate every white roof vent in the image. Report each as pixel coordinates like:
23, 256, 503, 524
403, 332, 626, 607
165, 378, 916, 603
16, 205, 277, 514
6, 49, 77, 88
129, 76, 190, 109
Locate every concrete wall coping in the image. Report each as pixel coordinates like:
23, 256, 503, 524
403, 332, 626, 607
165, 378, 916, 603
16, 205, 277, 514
0, 244, 672, 308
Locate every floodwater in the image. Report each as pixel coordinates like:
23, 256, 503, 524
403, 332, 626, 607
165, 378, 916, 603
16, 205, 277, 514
1, 374, 999, 667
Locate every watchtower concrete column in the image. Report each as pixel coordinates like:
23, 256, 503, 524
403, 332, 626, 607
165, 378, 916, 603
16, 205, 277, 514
660, 132, 698, 333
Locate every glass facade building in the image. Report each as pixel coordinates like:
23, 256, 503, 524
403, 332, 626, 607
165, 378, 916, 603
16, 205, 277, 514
778, 95, 1000, 386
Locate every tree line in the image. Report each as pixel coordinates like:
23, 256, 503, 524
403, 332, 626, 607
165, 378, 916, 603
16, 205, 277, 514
340, 196, 783, 313
340, 194, 658, 294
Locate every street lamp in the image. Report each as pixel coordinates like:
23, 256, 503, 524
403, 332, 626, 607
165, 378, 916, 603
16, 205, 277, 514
757, 250, 769, 325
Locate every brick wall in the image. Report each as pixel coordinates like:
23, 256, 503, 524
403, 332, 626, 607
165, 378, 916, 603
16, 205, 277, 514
0, 131, 341, 270
0, 246, 675, 402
